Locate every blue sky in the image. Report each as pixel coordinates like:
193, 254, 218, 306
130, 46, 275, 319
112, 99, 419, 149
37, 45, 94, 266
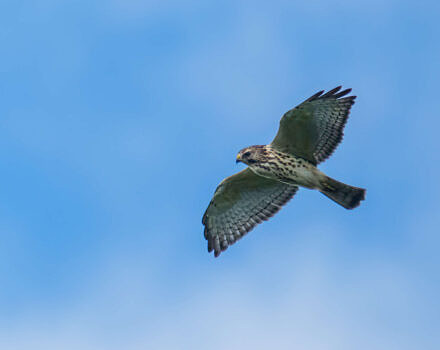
1, 0, 439, 349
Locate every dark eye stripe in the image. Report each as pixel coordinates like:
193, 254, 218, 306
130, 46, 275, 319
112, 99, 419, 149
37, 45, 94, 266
244, 151, 251, 157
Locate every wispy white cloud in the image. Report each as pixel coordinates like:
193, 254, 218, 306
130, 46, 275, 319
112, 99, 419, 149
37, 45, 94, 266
1, 222, 437, 350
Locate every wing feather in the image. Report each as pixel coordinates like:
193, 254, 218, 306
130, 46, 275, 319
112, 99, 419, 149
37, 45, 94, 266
202, 168, 298, 257
270, 86, 356, 164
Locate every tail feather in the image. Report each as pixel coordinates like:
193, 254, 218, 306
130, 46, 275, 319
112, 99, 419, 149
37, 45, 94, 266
320, 176, 365, 209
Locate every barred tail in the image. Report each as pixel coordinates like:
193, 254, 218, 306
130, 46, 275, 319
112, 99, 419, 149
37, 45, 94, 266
319, 176, 365, 209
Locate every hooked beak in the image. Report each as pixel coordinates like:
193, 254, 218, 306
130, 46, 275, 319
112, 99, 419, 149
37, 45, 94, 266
236, 154, 242, 164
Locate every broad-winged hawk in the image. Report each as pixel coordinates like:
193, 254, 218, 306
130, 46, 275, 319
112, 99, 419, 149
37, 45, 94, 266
203, 86, 365, 257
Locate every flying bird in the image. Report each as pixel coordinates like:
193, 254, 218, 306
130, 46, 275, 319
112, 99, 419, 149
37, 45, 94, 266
202, 86, 365, 257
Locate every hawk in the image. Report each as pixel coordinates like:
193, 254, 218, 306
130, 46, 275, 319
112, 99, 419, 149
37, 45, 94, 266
203, 86, 365, 257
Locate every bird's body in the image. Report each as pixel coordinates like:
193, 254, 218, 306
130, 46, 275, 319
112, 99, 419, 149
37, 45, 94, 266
237, 144, 365, 209
239, 145, 322, 189
203, 86, 366, 257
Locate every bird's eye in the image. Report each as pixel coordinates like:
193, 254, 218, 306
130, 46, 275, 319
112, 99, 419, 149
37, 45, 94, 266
243, 151, 251, 157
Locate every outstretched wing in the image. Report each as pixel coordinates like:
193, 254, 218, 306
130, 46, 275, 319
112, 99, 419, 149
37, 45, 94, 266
270, 86, 356, 165
202, 168, 298, 257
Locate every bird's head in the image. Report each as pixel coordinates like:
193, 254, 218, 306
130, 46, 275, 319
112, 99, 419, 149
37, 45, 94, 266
236, 145, 265, 165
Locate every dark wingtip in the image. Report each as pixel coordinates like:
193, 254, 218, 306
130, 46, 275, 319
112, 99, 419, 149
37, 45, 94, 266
322, 86, 342, 97
307, 86, 355, 102
306, 90, 325, 102
334, 88, 352, 98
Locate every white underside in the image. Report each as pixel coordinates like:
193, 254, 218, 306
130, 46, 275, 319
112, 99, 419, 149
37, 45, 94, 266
249, 163, 325, 190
